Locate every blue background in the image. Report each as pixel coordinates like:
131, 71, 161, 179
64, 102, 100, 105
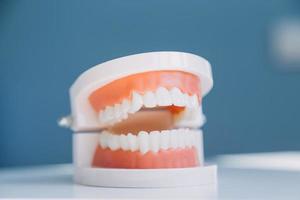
1, 0, 299, 167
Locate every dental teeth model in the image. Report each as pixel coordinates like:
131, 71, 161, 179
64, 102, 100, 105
61, 52, 217, 187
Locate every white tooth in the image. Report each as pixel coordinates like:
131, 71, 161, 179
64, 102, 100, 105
128, 133, 138, 152
178, 129, 185, 148
155, 87, 172, 106
98, 110, 105, 123
120, 134, 129, 151
138, 131, 149, 154
99, 131, 108, 148
170, 130, 179, 149
105, 106, 114, 122
170, 88, 185, 106
143, 91, 157, 108
128, 92, 143, 113
160, 130, 170, 150
149, 131, 160, 153
190, 94, 199, 107
191, 131, 197, 147
121, 99, 130, 119
184, 129, 191, 147
183, 93, 190, 107
114, 104, 122, 120
108, 134, 120, 151
194, 131, 201, 150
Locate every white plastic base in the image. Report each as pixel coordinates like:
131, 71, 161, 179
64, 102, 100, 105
74, 165, 217, 188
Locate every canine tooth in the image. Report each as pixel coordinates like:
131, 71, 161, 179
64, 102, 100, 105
170, 88, 185, 106
108, 134, 120, 151
128, 133, 138, 152
149, 131, 160, 153
99, 132, 109, 148
170, 130, 179, 149
129, 92, 143, 113
155, 87, 172, 106
120, 134, 129, 151
190, 94, 199, 107
143, 91, 157, 108
160, 130, 170, 150
138, 131, 149, 154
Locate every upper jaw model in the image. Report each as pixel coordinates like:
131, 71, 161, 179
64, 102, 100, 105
62, 51, 216, 187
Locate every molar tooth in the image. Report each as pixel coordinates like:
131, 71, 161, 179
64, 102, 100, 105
170, 88, 185, 106
128, 92, 143, 113
114, 104, 122, 120
99, 131, 109, 148
108, 134, 120, 151
120, 134, 129, 151
155, 87, 172, 106
128, 133, 138, 152
160, 130, 170, 150
149, 131, 160, 153
104, 106, 114, 122
170, 129, 179, 149
121, 99, 130, 119
143, 91, 157, 108
178, 129, 185, 148
183, 93, 190, 107
138, 131, 149, 154
190, 94, 199, 107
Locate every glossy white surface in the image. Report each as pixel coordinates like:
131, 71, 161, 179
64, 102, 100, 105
1, 153, 300, 199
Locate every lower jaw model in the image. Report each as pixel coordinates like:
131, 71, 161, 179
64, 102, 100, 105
63, 52, 216, 187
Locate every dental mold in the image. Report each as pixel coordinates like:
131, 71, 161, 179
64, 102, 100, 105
62, 51, 216, 187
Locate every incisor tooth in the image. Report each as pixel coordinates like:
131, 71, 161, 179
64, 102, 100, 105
171, 88, 185, 106
138, 131, 149, 154
128, 92, 143, 113
155, 87, 172, 106
143, 91, 157, 108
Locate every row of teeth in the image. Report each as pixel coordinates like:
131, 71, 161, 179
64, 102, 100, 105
98, 129, 201, 154
98, 87, 200, 126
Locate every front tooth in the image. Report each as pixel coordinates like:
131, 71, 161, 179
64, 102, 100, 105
138, 131, 149, 154
170, 88, 185, 106
149, 131, 160, 153
120, 134, 129, 151
183, 93, 190, 107
170, 130, 179, 149
160, 130, 170, 150
98, 110, 105, 123
155, 87, 172, 106
143, 91, 156, 108
128, 133, 138, 152
108, 134, 120, 151
128, 92, 143, 113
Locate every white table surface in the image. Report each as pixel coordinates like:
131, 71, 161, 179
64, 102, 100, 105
1, 153, 300, 199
